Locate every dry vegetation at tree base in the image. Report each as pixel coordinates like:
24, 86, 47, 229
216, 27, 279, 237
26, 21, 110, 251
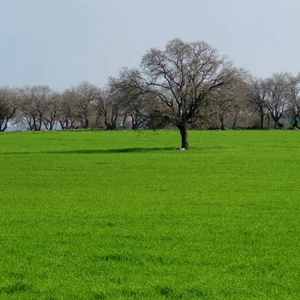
0, 130, 300, 299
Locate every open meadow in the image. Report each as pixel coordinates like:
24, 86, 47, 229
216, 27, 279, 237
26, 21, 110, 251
0, 129, 300, 299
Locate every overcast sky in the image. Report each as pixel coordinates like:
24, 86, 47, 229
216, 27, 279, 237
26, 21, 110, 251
1, 0, 300, 91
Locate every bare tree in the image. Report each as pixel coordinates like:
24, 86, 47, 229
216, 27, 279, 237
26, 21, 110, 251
109, 68, 164, 129
140, 38, 239, 149
75, 82, 100, 129
59, 88, 78, 129
229, 81, 250, 129
43, 91, 61, 130
210, 83, 242, 130
265, 73, 290, 129
96, 81, 124, 130
19, 85, 53, 130
0, 87, 18, 132
247, 77, 268, 129
287, 73, 300, 128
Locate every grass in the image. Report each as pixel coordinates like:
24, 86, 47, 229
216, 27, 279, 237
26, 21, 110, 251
0, 129, 300, 299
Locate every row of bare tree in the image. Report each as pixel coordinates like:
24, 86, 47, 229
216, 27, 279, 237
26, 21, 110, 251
1, 39, 300, 148
0, 81, 165, 132
248, 73, 300, 130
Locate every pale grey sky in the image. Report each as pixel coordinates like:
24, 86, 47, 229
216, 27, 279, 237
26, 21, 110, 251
1, 0, 300, 91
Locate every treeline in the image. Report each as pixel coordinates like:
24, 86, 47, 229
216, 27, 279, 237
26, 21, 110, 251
1, 38, 300, 134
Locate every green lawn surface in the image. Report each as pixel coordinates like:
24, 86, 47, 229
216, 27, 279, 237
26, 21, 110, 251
0, 130, 299, 299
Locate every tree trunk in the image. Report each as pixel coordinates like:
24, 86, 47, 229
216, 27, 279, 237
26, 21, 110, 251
260, 110, 264, 129
132, 123, 138, 130
219, 114, 225, 130
0, 120, 8, 132
122, 114, 127, 129
232, 114, 237, 129
178, 124, 189, 150
292, 119, 298, 129
273, 116, 280, 129
266, 114, 270, 129
59, 120, 64, 130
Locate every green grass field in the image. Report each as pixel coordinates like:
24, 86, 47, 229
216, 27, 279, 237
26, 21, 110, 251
0, 129, 300, 299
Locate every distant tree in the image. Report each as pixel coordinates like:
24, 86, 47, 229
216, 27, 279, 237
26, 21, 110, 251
109, 68, 164, 129
287, 73, 300, 128
247, 77, 268, 129
75, 82, 100, 129
19, 85, 53, 130
59, 88, 80, 129
265, 73, 290, 129
138, 38, 240, 149
228, 80, 251, 129
43, 91, 61, 130
96, 81, 124, 130
209, 77, 248, 130
0, 87, 18, 132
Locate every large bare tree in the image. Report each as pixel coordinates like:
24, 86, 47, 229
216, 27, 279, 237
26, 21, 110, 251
139, 38, 239, 149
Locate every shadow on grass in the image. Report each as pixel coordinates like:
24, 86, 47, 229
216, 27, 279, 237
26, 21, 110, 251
1, 147, 177, 155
